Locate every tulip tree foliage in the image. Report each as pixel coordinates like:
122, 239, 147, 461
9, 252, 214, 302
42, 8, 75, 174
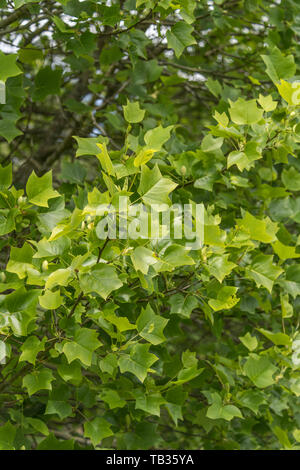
1, 0, 300, 451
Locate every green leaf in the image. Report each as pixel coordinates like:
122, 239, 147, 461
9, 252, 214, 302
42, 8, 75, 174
175, 366, 202, 385
138, 165, 177, 207
6, 242, 35, 279
272, 240, 300, 261
101, 390, 126, 409
207, 254, 236, 283
73, 136, 107, 157
0, 52, 22, 82
227, 151, 248, 171
239, 332, 258, 351
101, 4, 122, 26
19, 47, 43, 64
276, 79, 300, 105
144, 125, 174, 151
118, 343, 158, 383
23, 369, 54, 396
14, 0, 40, 7
33, 66, 62, 101
206, 393, 243, 421
280, 293, 293, 318
19, 336, 46, 365
96, 143, 115, 176
52, 15, 75, 33
0, 209, 16, 236
281, 166, 300, 191
213, 110, 229, 127
257, 328, 291, 346
4, 287, 40, 313
165, 387, 186, 426
26, 170, 59, 207
227, 142, 261, 171
26, 418, 49, 436
131, 246, 157, 274
45, 268, 72, 290
206, 78, 222, 98
99, 353, 118, 376
132, 59, 162, 85
236, 390, 266, 414
39, 289, 62, 309
123, 100, 145, 123
0, 422, 16, 450
48, 208, 84, 242
208, 286, 239, 312
62, 328, 102, 366
201, 134, 223, 152
134, 390, 165, 416
244, 354, 278, 388
104, 311, 135, 332
229, 98, 264, 125
45, 400, 73, 420
0, 340, 11, 363
84, 417, 113, 447
257, 94, 277, 112
0, 163, 12, 190
159, 244, 194, 271
134, 148, 156, 167
246, 254, 283, 293
0, 120, 21, 144
57, 361, 82, 385
33, 237, 71, 259
194, 173, 217, 192
166, 22, 196, 58
137, 304, 168, 345
168, 293, 198, 318
273, 426, 292, 450
236, 211, 278, 243
261, 47, 296, 84
60, 161, 87, 184
37, 433, 74, 450
79, 264, 123, 300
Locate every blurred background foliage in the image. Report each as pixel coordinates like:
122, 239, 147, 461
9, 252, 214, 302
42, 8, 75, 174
0, 0, 298, 184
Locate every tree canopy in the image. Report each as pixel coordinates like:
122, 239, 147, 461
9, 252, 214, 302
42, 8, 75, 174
1, 0, 300, 451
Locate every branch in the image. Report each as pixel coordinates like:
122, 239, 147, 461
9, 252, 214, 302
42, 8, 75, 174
97, 238, 109, 263
68, 291, 84, 319
0, 5, 28, 30
98, 7, 155, 37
